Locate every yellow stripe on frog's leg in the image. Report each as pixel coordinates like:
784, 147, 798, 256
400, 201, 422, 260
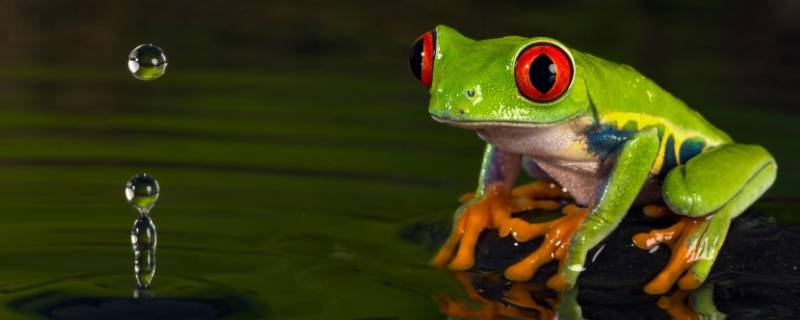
600, 112, 727, 175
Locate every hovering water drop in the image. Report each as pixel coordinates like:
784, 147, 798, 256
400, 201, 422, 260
125, 173, 160, 215
128, 44, 167, 80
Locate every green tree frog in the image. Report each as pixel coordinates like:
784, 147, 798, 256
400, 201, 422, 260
409, 25, 777, 294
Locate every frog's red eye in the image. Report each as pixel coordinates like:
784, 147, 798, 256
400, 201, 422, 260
409, 31, 435, 87
514, 43, 574, 102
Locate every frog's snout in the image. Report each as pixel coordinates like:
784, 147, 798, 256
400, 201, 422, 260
456, 85, 483, 116
431, 85, 483, 117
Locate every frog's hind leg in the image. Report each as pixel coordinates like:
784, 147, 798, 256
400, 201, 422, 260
633, 143, 776, 294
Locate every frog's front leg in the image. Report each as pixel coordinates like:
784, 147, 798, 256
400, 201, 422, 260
432, 144, 522, 270
505, 128, 661, 287
633, 144, 776, 294
432, 144, 567, 270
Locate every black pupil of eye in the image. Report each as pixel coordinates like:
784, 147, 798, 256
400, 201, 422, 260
409, 39, 424, 80
529, 54, 556, 93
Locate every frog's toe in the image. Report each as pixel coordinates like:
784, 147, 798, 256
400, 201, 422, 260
633, 216, 712, 295
503, 204, 590, 285
497, 217, 554, 241
642, 204, 674, 219
448, 205, 491, 270
498, 195, 580, 241
432, 186, 512, 270
632, 216, 690, 249
436, 182, 572, 270
510, 180, 567, 213
462, 180, 564, 213
545, 273, 574, 292
511, 180, 567, 200
431, 213, 467, 268
432, 201, 490, 270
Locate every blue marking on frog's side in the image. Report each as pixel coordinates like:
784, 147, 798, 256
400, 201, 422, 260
585, 124, 636, 159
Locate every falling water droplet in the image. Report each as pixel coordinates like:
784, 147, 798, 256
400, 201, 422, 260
132, 215, 157, 289
125, 173, 160, 215
128, 44, 167, 80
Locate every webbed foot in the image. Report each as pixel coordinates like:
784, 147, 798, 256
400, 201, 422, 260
633, 215, 725, 294
458, 180, 565, 212
433, 181, 566, 271
509, 180, 567, 209
432, 185, 516, 270
504, 204, 590, 288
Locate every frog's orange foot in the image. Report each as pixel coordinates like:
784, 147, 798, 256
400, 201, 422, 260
510, 181, 568, 211
633, 216, 708, 294
511, 180, 568, 199
435, 182, 570, 271
432, 185, 513, 270
458, 180, 565, 212
504, 204, 590, 285
642, 204, 674, 219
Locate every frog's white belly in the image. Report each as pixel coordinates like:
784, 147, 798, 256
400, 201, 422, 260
474, 119, 663, 206
474, 117, 605, 205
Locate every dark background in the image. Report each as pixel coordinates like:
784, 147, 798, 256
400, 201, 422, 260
0, 1, 797, 198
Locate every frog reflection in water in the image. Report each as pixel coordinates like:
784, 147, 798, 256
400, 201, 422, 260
437, 271, 723, 320
410, 26, 777, 294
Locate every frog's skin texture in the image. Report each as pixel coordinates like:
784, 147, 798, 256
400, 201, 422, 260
415, 25, 777, 294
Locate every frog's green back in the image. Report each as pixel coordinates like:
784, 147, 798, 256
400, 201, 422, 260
572, 50, 732, 146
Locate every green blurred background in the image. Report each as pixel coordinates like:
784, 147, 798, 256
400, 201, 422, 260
0, 0, 797, 318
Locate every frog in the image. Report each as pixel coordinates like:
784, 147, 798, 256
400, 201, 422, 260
408, 25, 777, 294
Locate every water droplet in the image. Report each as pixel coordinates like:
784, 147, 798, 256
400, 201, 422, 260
132, 215, 157, 289
128, 44, 167, 80
131, 215, 157, 248
125, 173, 160, 215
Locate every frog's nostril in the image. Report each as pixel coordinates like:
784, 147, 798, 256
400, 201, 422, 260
458, 109, 465, 115
466, 89, 475, 98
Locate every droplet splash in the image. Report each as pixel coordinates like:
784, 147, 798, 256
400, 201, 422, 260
125, 173, 160, 216
128, 44, 167, 80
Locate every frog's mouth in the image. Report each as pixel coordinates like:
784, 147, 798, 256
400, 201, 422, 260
431, 115, 573, 129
